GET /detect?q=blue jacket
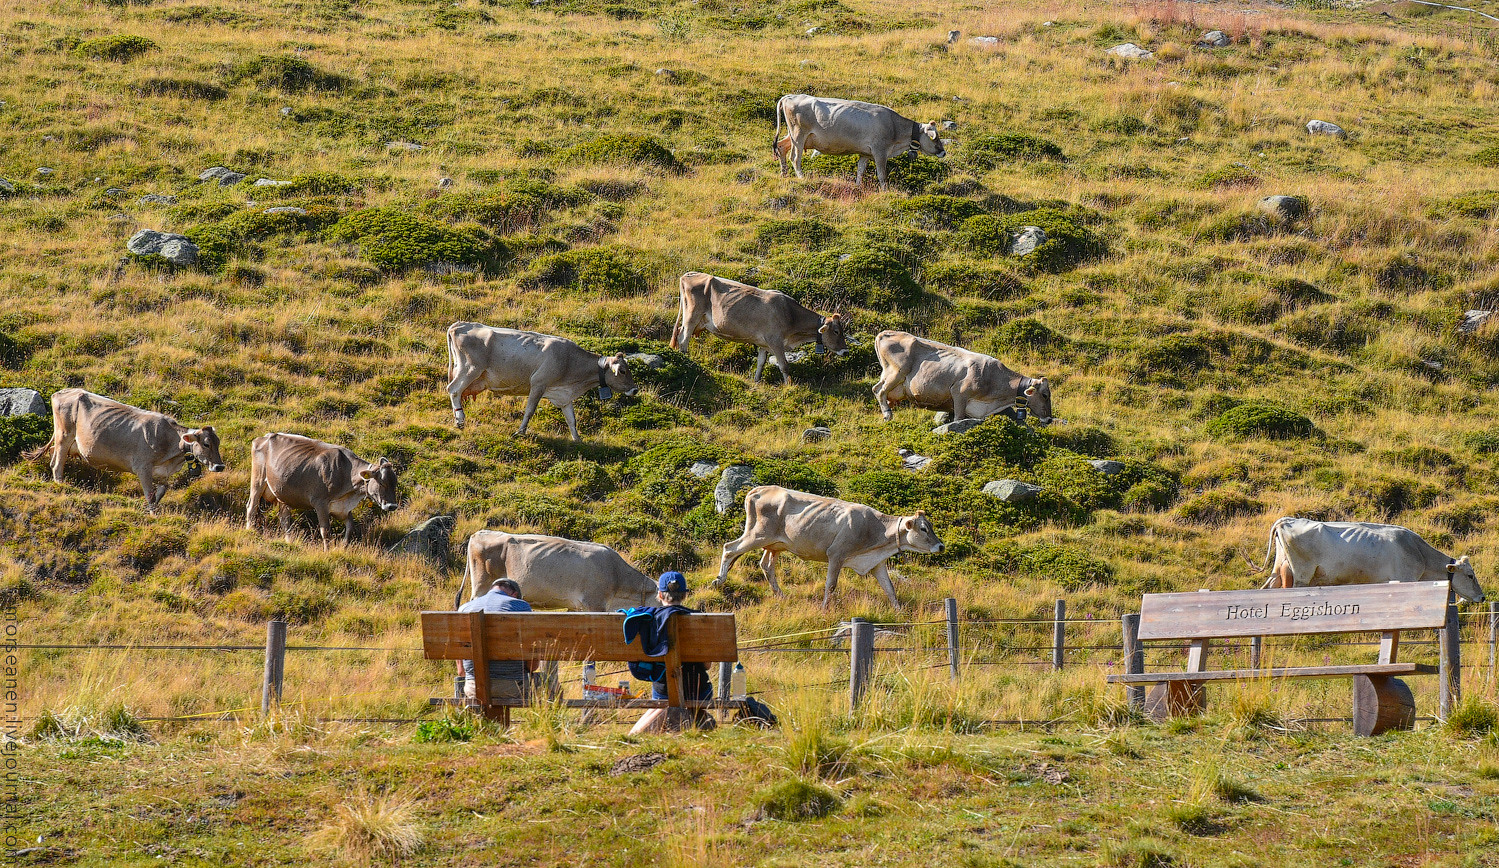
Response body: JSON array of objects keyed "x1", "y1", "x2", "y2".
[{"x1": 621, "y1": 605, "x2": 709, "y2": 693}]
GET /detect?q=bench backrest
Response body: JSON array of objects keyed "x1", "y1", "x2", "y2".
[
  {"x1": 1138, "y1": 581, "x2": 1451, "y2": 641},
  {"x1": 421, "y1": 611, "x2": 739, "y2": 663}
]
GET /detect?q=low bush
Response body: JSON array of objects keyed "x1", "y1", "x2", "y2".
[
  {"x1": 1176, "y1": 489, "x2": 1264, "y2": 525},
  {"x1": 1444, "y1": 694, "x2": 1499, "y2": 736},
  {"x1": 135, "y1": 77, "x2": 228, "y2": 100},
  {"x1": 755, "y1": 778, "x2": 842, "y2": 821},
  {"x1": 799, "y1": 152, "x2": 949, "y2": 193},
  {"x1": 752, "y1": 218, "x2": 840, "y2": 252},
  {"x1": 991, "y1": 541, "x2": 1115, "y2": 590},
  {"x1": 519, "y1": 246, "x2": 652, "y2": 297},
  {"x1": 996, "y1": 318, "x2": 1063, "y2": 351},
  {"x1": 1206, "y1": 402, "x2": 1314, "y2": 440},
  {"x1": 923, "y1": 260, "x2": 1027, "y2": 299},
  {"x1": 0, "y1": 414, "x2": 51, "y2": 464},
  {"x1": 1200, "y1": 212, "x2": 1280, "y2": 242},
  {"x1": 765, "y1": 246, "x2": 923, "y2": 311},
  {"x1": 1473, "y1": 146, "x2": 1499, "y2": 168},
  {"x1": 227, "y1": 55, "x2": 347, "y2": 92},
  {"x1": 75, "y1": 35, "x2": 158, "y2": 62},
  {"x1": 327, "y1": 208, "x2": 509, "y2": 273},
  {"x1": 1432, "y1": 190, "x2": 1499, "y2": 219},
  {"x1": 963, "y1": 133, "x2": 1065, "y2": 170},
  {"x1": 1197, "y1": 164, "x2": 1259, "y2": 189},
  {"x1": 894, "y1": 195, "x2": 985, "y2": 230},
  {"x1": 556, "y1": 135, "x2": 682, "y2": 172},
  {"x1": 958, "y1": 208, "x2": 1107, "y2": 273},
  {"x1": 413, "y1": 718, "x2": 474, "y2": 743}
]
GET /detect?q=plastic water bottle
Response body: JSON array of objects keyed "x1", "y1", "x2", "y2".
[
  {"x1": 582, "y1": 661, "x2": 596, "y2": 688},
  {"x1": 731, "y1": 662, "x2": 747, "y2": 700}
]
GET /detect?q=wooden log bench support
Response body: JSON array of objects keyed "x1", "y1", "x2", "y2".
[
  {"x1": 1107, "y1": 582, "x2": 1453, "y2": 736},
  {"x1": 421, "y1": 611, "x2": 744, "y2": 728}
]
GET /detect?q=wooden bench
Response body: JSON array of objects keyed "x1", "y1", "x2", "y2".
[
  {"x1": 1107, "y1": 581, "x2": 1453, "y2": 736},
  {"x1": 421, "y1": 610, "x2": 745, "y2": 727}
]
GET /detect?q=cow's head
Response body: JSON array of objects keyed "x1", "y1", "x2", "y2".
[
  {"x1": 916, "y1": 123, "x2": 945, "y2": 158},
  {"x1": 359, "y1": 457, "x2": 401, "y2": 512},
  {"x1": 818, "y1": 313, "x2": 850, "y2": 357},
  {"x1": 1022, "y1": 377, "x2": 1054, "y2": 426},
  {"x1": 181, "y1": 426, "x2": 226, "y2": 472},
  {"x1": 897, "y1": 509, "x2": 945, "y2": 555},
  {"x1": 1447, "y1": 556, "x2": 1486, "y2": 603},
  {"x1": 600, "y1": 352, "x2": 638, "y2": 398}
]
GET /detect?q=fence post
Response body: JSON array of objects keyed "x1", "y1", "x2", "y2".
[
  {"x1": 261, "y1": 620, "x2": 287, "y2": 716},
  {"x1": 849, "y1": 618, "x2": 873, "y2": 713},
  {"x1": 1121, "y1": 613, "x2": 1144, "y2": 713},
  {"x1": 945, "y1": 597, "x2": 960, "y2": 682},
  {"x1": 1439, "y1": 590, "x2": 1461, "y2": 719},
  {"x1": 1052, "y1": 599, "x2": 1066, "y2": 672},
  {"x1": 718, "y1": 661, "x2": 732, "y2": 703},
  {"x1": 1250, "y1": 635, "x2": 1262, "y2": 671}
]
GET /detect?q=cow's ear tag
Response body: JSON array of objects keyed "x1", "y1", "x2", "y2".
[
  {"x1": 598, "y1": 386, "x2": 613, "y2": 400},
  {"x1": 360, "y1": 469, "x2": 374, "y2": 480}
]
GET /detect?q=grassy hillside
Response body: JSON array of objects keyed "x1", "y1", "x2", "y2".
[{"x1": 9, "y1": 0, "x2": 1499, "y2": 863}]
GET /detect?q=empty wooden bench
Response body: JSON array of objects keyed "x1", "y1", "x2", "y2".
[
  {"x1": 1107, "y1": 581, "x2": 1454, "y2": 736},
  {"x1": 421, "y1": 610, "x2": 745, "y2": 727}
]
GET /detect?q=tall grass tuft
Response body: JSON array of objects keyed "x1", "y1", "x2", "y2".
[
  {"x1": 1445, "y1": 694, "x2": 1499, "y2": 737},
  {"x1": 518, "y1": 688, "x2": 575, "y2": 752},
  {"x1": 312, "y1": 789, "x2": 423, "y2": 866},
  {"x1": 781, "y1": 693, "x2": 853, "y2": 778}
]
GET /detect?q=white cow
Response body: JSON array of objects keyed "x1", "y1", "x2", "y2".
[
  {"x1": 1263, "y1": 517, "x2": 1485, "y2": 602},
  {"x1": 773, "y1": 94, "x2": 946, "y2": 191},
  {"x1": 459, "y1": 531, "x2": 658, "y2": 611},
  {"x1": 873, "y1": 330, "x2": 1054, "y2": 423}
]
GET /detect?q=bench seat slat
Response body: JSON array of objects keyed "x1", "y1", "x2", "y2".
[
  {"x1": 420, "y1": 611, "x2": 738, "y2": 663},
  {"x1": 1106, "y1": 662, "x2": 1438, "y2": 684},
  {"x1": 429, "y1": 697, "x2": 748, "y2": 710}
]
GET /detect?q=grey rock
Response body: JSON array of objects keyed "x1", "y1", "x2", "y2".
[
  {"x1": 127, "y1": 229, "x2": 188, "y2": 256},
  {"x1": 421, "y1": 261, "x2": 477, "y2": 276},
  {"x1": 802, "y1": 426, "x2": 831, "y2": 443},
  {"x1": 1306, "y1": 119, "x2": 1346, "y2": 138},
  {"x1": 715, "y1": 464, "x2": 755, "y2": 513},
  {"x1": 104, "y1": 187, "x2": 127, "y2": 197},
  {"x1": 969, "y1": 36, "x2": 999, "y2": 46},
  {"x1": 138, "y1": 194, "x2": 176, "y2": 205},
  {"x1": 1258, "y1": 195, "x2": 1308, "y2": 221},
  {"x1": 785, "y1": 350, "x2": 807, "y2": 363},
  {"x1": 941, "y1": 120, "x2": 958, "y2": 130},
  {"x1": 1106, "y1": 43, "x2": 1154, "y2": 59},
  {"x1": 655, "y1": 68, "x2": 674, "y2": 77},
  {"x1": 107, "y1": 213, "x2": 130, "y2": 222},
  {"x1": 947, "y1": 30, "x2": 961, "y2": 44},
  {"x1": 689, "y1": 460, "x2": 720, "y2": 479},
  {"x1": 36, "y1": 167, "x2": 54, "y2": 176},
  {"x1": 199, "y1": 166, "x2": 246, "y2": 186},
  {"x1": 626, "y1": 352, "x2": 666, "y2": 371},
  {"x1": 1089, "y1": 459, "x2": 1127, "y2": 476},
  {"x1": 0, "y1": 178, "x2": 13, "y2": 194},
  {"x1": 898, "y1": 448, "x2": 931, "y2": 471},
  {"x1": 1459, "y1": 310, "x2": 1494, "y2": 334},
  {"x1": 0, "y1": 388, "x2": 47, "y2": 417},
  {"x1": 1010, "y1": 225, "x2": 1047, "y2": 256},
  {"x1": 982, "y1": 479, "x2": 1043, "y2": 502},
  {"x1": 933, "y1": 411, "x2": 952, "y2": 426},
  {"x1": 262, "y1": 206, "x2": 306, "y2": 215},
  {"x1": 799, "y1": 59, "x2": 816, "y2": 68},
  {"x1": 280, "y1": 106, "x2": 293, "y2": 116},
  {"x1": 387, "y1": 141, "x2": 423, "y2": 152},
  {"x1": 388, "y1": 515, "x2": 454, "y2": 569},
  {"x1": 932, "y1": 418, "x2": 982, "y2": 435},
  {"x1": 1197, "y1": 30, "x2": 1231, "y2": 47},
  {"x1": 1042, "y1": 20, "x2": 1054, "y2": 26},
  {"x1": 805, "y1": 26, "x2": 820, "y2": 35},
  {"x1": 253, "y1": 178, "x2": 291, "y2": 187},
  {"x1": 438, "y1": 177, "x2": 454, "y2": 188},
  {"x1": 158, "y1": 238, "x2": 199, "y2": 266}
]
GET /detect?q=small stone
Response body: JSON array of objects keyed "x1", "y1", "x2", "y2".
[
  {"x1": 262, "y1": 206, "x2": 306, "y2": 215},
  {"x1": 799, "y1": 60, "x2": 816, "y2": 67},
  {"x1": 982, "y1": 479, "x2": 1043, "y2": 502},
  {"x1": 0, "y1": 178, "x2": 13, "y2": 194},
  {"x1": 280, "y1": 106, "x2": 293, "y2": 116},
  {"x1": 253, "y1": 178, "x2": 291, "y2": 187},
  {"x1": 1010, "y1": 226, "x2": 1047, "y2": 257},
  {"x1": 158, "y1": 238, "x2": 198, "y2": 266},
  {"x1": 969, "y1": 36, "x2": 999, "y2": 46},
  {"x1": 199, "y1": 166, "x2": 246, "y2": 186},
  {"x1": 387, "y1": 515, "x2": 455, "y2": 570},
  {"x1": 805, "y1": 26, "x2": 820, "y2": 34},
  {"x1": 933, "y1": 411, "x2": 952, "y2": 426},
  {"x1": 785, "y1": 350, "x2": 807, "y2": 363},
  {"x1": 387, "y1": 141, "x2": 423, "y2": 151},
  {"x1": 36, "y1": 167, "x2": 54, "y2": 176},
  {"x1": 138, "y1": 193, "x2": 176, "y2": 205},
  {"x1": 898, "y1": 448, "x2": 932, "y2": 471},
  {"x1": 1089, "y1": 459, "x2": 1127, "y2": 476},
  {"x1": 933, "y1": 418, "x2": 983, "y2": 435},
  {"x1": 941, "y1": 120, "x2": 957, "y2": 130},
  {"x1": 625, "y1": 352, "x2": 666, "y2": 371},
  {"x1": 1459, "y1": 310, "x2": 1494, "y2": 334},
  {"x1": 437, "y1": 177, "x2": 454, "y2": 188},
  {"x1": 609, "y1": 752, "x2": 667, "y2": 776},
  {"x1": 107, "y1": 213, "x2": 130, "y2": 222},
  {"x1": 1042, "y1": 20, "x2": 1054, "y2": 26},
  {"x1": 0, "y1": 388, "x2": 48, "y2": 417},
  {"x1": 654, "y1": 68, "x2": 674, "y2": 77},
  {"x1": 1306, "y1": 119, "x2": 1346, "y2": 138},
  {"x1": 689, "y1": 461, "x2": 720, "y2": 479},
  {"x1": 103, "y1": 187, "x2": 127, "y2": 197},
  {"x1": 715, "y1": 465, "x2": 755, "y2": 513},
  {"x1": 1258, "y1": 195, "x2": 1308, "y2": 221},
  {"x1": 1197, "y1": 30, "x2": 1231, "y2": 47},
  {"x1": 1106, "y1": 43, "x2": 1154, "y2": 59},
  {"x1": 802, "y1": 426, "x2": 831, "y2": 443},
  {"x1": 948, "y1": 30, "x2": 961, "y2": 44}
]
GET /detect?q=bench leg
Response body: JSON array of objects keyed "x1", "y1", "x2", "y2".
[
  {"x1": 1145, "y1": 682, "x2": 1205, "y2": 722},
  {"x1": 1352, "y1": 675, "x2": 1415, "y2": 736}
]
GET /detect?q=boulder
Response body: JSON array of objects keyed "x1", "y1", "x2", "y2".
[
  {"x1": 1107, "y1": 43, "x2": 1154, "y2": 59},
  {"x1": 199, "y1": 166, "x2": 246, "y2": 186},
  {"x1": 138, "y1": 193, "x2": 176, "y2": 205},
  {"x1": 0, "y1": 388, "x2": 47, "y2": 417},
  {"x1": 1010, "y1": 225, "x2": 1047, "y2": 256},
  {"x1": 802, "y1": 426, "x2": 831, "y2": 443},
  {"x1": 103, "y1": 187, "x2": 127, "y2": 198},
  {"x1": 387, "y1": 141, "x2": 423, "y2": 152},
  {"x1": 388, "y1": 515, "x2": 455, "y2": 570},
  {"x1": 626, "y1": 352, "x2": 666, "y2": 371},
  {"x1": 158, "y1": 238, "x2": 199, "y2": 266},
  {"x1": 969, "y1": 36, "x2": 999, "y2": 46},
  {"x1": 1197, "y1": 30, "x2": 1231, "y2": 47},
  {"x1": 1257, "y1": 195, "x2": 1308, "y2": 221},
  {"x1": 1089, "y1": 459, "x2": 1127, "y2": 476},
  {"x1": 982, "y1": 479, "x2": 1043, "y2": 502},
  {"x1": 0, "y1": 178, "x2": 13, "y2": 194},
  {"x1": 689, "y1": 460, "x2": 720, "y2": 479},
  {"x1": 262, "y1": 206, "x2": 306, "y2": 215},
  {"x1": 655, "y1": 68, "x2": 674, "y2": 77},
  {"x1": 1306, "y1": 119, "x2": 1346, "y2": 138},
  {"x1": 253, "y1": 178, "x2": 291, "y2": 187},
  {"x1": 932, "y1": 418, "x2": 982, "y2": 435},
  {"x1": 898, "y1": 448, "x2": 931, "y2": 471},
  {"x1": 438, "y1": 177, "x2": 454, "y2": 188},
  {"x1": 36, "y1": 167, "x2": 54, "y2": 176},
  {"x1": 1459, "y1": 310, "x2": 1494, "y2": 334},
  {"x1": 933, "y1": 411, "x2": 952, "y2": 426},
  {"x1": 715, "y1": 465, "x2": 755, "y2": 513},
  {"x1": 941, "y1": 120, "x2": 958, "y2": 131}
]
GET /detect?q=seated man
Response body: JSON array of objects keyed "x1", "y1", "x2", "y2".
[
  {"x1": 457, "y1": 578, "x2": 535, "y2": 703},
  {"x1": 628, "y1": 571, "x2": 715, "y2": 735}
]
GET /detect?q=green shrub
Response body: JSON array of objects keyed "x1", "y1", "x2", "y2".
[
  {"x1": 755, "y1": 778, "x2": 842, "y2": 821},
  {"x1": 1432, "y1": 190, "x2": 1499, "y2": 219},
  {"x1": 895, "y1": 195, "x2": 985, "y2": 230},
  {"x1": 958, "y1": 208, "x2": 1107, "y2": 273},
  {"x1": 414, "y1": 718, "x2": 475, "y2": 743},
  {"x1": 1200, "y1": 211, "x2": 1280, "y2": 242},
  {"x1": 991, "y1": 541, "x2": 1115, "y2": 590},
  {"x1": 928, "y1": 416, "x2": 1050, "y2": 478},
  {"x1": 75, "y1": 35, "x2": 158, "y2": 61},
  {"x1": 753, "y1": 218, "x2": 841, "y2": 252},
  {"x1": 327, "y1": 207, "x2": 509, "y2": 273},
  {"x1": 618, "y1": 398, "x2": 697, "y2": 430},
  {"x1": 1206, "y1": 402, "x2": 1314, "y2": 440},
  {"x1": 265, "y1": 172, "x2": 357, "y2": 198},
  {"x1": 1474, "y1": 146, "x2": 1499, "y2": 168},
  {"x1": 752, "y1": 458, "x2": 837, "y2": 498},
  {"x1": 963, "y1": 133, "x2": 1064, "y2": 169},
  {"x1": 556, "y1": 135, "x2": 682, "y2": 172},
  {"x1": 1176, "y1": 489, "x2": 1264, "y2": 525},
  {"x1": 800, "y1": 152, "x2": 949, "y2": 193},
  {"x1": 219, "y1": 205, "x2": 343, "y2": 239},
  {"x1": 0, "y1": 332, "x2": 32, "y2": 369},
  {"x1": 135, "y1": 77, "x2": 228, "y2": 100},
  {"x1": 923, "y1": 260, "x2": 1028, "y2": 300},
  {"x1": 1465, "y1": 431, "x2": 1499, "y2": 455},
  {"x1": 227, "y1": 55, "x2": 346, "y2": 92},
  {"x1": 1444, "y1": 695, "x2": 1499, "y2": 736},
  {"x1": 996, "y1": 318, "x2": 1062, "y2": 351},
  {"x1": 0, "y1": 414, "x2": 51, "y2": 464},
  {"x1": 520, "y1": 246, "x2": 652, "y2": 297},
  {"x1": 1197, "y1": 164, "x2": 1259, "y2": 189}
]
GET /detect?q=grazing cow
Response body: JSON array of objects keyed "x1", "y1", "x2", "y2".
[
  {"x1": 1263, "y1": 517, "x2": 1485, "y2": 602},
  {"x1": 446, "y1": 322, "x2": 637, "y2": 442},
  {"x1": 873, "y1": 330, "x2": 1054, "y2": 424},
  {"x1": 670, "y1": 271, "x2": 849, "y2": 385},
  {"x1": 245, "y1": 433, "x2": 400, "y2": 547},
  {"x1": 715, "y1": 485, "x2": 946, "y2": 609},
  {"x1": 773, "y1": 94, "x2": 946, "y2": 191},
  {"x1": 459, "y1": 531, "x2": 658, "y2": 611},
  {"x1": 37, "y1": 389, "x2": 226, "y2": 511}
]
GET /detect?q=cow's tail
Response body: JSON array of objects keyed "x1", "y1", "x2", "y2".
[
  {"x1": 1259, "y1": 518, "x2": 1290, "y2": 589},
  {"x1": 772, "y1": 95, "x2": 785, "y2": 159},
  {"x1": 445, "y1": 324, "x2": 460, "y2": 386},
  {"x1": 454, "y1": 538, "x2": 471, "y2": 609},
  {"x1": 669, "y1": 275, "x2": 688, "y2": 349},
  {"x1": 21, "y1": 439, "x2": 53, "y2": 464}
]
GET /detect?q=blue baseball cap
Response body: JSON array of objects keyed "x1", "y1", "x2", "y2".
[{"x1": 658, "y1": 571, "x2": 688, "y2": 594}]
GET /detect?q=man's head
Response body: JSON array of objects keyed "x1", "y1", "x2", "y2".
[
  {"x1": 657, "y1": 571, "x2": 688, "y2": 605},
  {"x1": 494, "y1": 579, "x2": 522, "y2": 599}
]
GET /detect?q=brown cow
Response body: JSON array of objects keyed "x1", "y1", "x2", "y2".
[
  {"x1": 38, "y1": 388, "x2": 226, "y2": 511},
  {"x1": 873, "y1": 330, "x2": 1054, "y2": 423},
  {"x1": 459, "y1": 531, "x2": 658, "y2": 611},
  {"x1": 245, "y1": 433, "x2": 400, "y2": 547},
  {"x1": 446, "y1": 322, "x2": 637, "y2": 442},
  {"x1": 773, "y1": 94, "x2": 946, "y2": 191},
  {"x1": 715, "y1": 485, "x2": 945, "y2": 609},
  {"x1": 670, "y1": 271, "x2": 848, "y2": 385}
]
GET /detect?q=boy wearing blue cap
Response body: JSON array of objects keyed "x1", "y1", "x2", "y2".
[{"x1": 628, "y1": 571, "x2": 715, "y2": 734}]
